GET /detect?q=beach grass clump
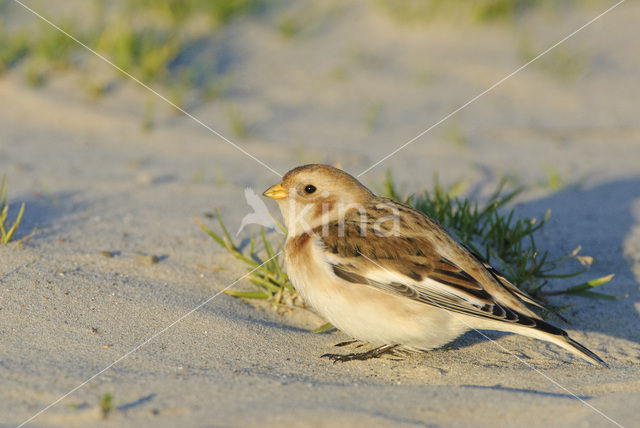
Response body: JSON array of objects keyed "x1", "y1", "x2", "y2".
[
  {"x1": 90, "y1": 0, "x2": 260, "y2": 87},
  {"x1": 195, "y1": 211, "x2": 301, "y2": 308},
  {"x1": 518, "y1": 35, "x2": 586, "y2": 82},
  {"x1": 0, "y1": 29, "x2": 30, "y2": 72},
  {"x1": 226, "y1": 108, "x2": 250, "y2": 139},
  {"x1": 277, "y1": 15, "x2": 302, "y2": 40},
  {"x1": 94, "y1": 23, "x2": 180, "y2": 84},
  {"x1": 31, "y1": 21, "x2": 76, "y2": 68},
  {"x1": 374, "y1": 0, "x2": 551, "y2": 24},
  {"x1": 378, "y1": 172, "x2": 614, "y2": 302},
  {"x1": 0, "y1": 0, "x2": 260, "y2": 102},
  {"x1": 198, "y1": 171, "x2": 615, "y2": 315},
  {"x1": 0, "y1": 174, "x2": 25, "y2": 245},
  {"x1": 99, "y1": 393, "x2": 113, "y2": 419},
  {"x1": 363, "y1": 101, "x2": 384, "y2": 131},
  {"x1": 126, "y1": 0, "x2": 260, "y2": 27},
  {"x1": 375, "y1": 0, "x2": 611, "y2": 26}
]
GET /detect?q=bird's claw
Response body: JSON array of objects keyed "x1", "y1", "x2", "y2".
[
  {"x1": 333, "y1": 339, "x2": 359, "y2": 347},
  {"x1": 321, "y1": 344, "x2": 399, "y2": 363},
  {"x1": 321, "y1": 353, "x2": 357, "y2": 363}
]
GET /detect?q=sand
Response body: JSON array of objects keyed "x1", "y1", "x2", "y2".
[{"x1": 1, "y1": 1, "x2": 639, "y2": 427}]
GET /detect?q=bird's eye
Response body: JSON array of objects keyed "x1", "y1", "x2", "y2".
[{"x1": 304, "y1": 184, "x2": 316, "y2": 194}]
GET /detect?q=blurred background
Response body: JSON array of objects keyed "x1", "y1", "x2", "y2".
[{"x1": 2, "y1": 0, "x2": 635, "y2": 188}]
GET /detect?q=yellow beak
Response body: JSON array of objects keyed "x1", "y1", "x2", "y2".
[{"x1": 263, "y1": 183, "x2": 288, "y2": 200}]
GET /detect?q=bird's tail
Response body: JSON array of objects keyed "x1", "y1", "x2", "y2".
[
  {"x1": 523, "y1": 319, "x2": 608, "y2": 367},
  {"x1": 562, "y1": 336, "x2": 608, "y2": 367}
]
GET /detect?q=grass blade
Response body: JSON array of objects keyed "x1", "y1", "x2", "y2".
[
  {"x1": 311, "y1": 322, "x2": 335, "y2": 333},
  {"x1": 568, "y1": 290, "x2": 620, "y2": 300},
  {"x1": 261, "y1": 226, "x2": 284, "y2": 279},
  {"x1": 565, "y1": 274, "x2": 615, "y2": 292},
  {"x1": 3, "y1": 202, "x2": 24, "y2": 243},
  {"x1": 0, "y1": 175, "x2": 24, "y2": 244},
  {"x1": 224, "y1": 290, "x2": 270, "y2": 299},
  {"x1": 215, "y1": 208, "x2": 238, "y2": 251},
  {"x1": 194, "y1": 214, "x2": 226, "y2": 248}
]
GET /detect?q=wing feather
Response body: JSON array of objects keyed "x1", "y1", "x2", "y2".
[{"x1": 317, "y1": 211, "x2": 550, "y2": 329}]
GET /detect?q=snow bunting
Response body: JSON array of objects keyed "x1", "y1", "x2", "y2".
[{"x1": 263, "y1": 164, "x2": 606, "y2": 366}]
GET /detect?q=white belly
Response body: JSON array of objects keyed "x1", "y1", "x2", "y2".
[{"x1": 285, "y1": 241, "x2": 470, "y2": 350}]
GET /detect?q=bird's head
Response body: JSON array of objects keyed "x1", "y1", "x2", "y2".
[{"x1": 263, "y1": 164, "x2": 373, "y2": 236}]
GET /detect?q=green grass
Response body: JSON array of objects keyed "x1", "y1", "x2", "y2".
[
  {"x1": 277, "y1": 15, "x2": 302, "y2": 40},
  {"x1": 31, "y1": 21, "x2": 76, "y2": 68},
  {"x1": 23, "y1": 57, "x2": 48, "y2": 88},
  {"x1": 378, "y1": 172, "x2": 614, "y2": 303},
  {"x1": 0, "y1": 0, "x2": 260, "y2": 102},
  {"x1": 226, "y1": 108, "x2": 250, "y2": 139},
  {"x1": 363, "y1": 101, "x2": 384, "y2": 131},
  {"x1": 443, "y1": 121, "x2": 468, "y2": 147},
  {"x1": 375, "y1": 1, "x2": 610, "y2": 27},
  {"x1": 541, "y1": 167, "x2": 567, "y2": 190},
  {"x1": 0, "y1": 30, "x2": 30, "y2": 72},
  {"x1": 194, "y1": 212, "x2": 300, "y2": 308},
  {"x1": 0, "y1": 174, "x2": 25, "y2": 244},
  {"x1": 99, "y1": 393, "x2": 113, "y2": 419},
  {"x1": 197, "y1": 172, "x2": 615, "y2": 322},
  {"x1": 518, "y1": 35, "x2": 587, "y2": 82},
  {"x1": 374, "y1": 0, "x2": 554, "y2": 24}
]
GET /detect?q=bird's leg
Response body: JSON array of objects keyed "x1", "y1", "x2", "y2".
[
  {"x1": 321, "y1": 344, "x2": 399, "y2": 363},
  {"x1": 333, "y1": 339, "x2": 360, "y2": 347}
]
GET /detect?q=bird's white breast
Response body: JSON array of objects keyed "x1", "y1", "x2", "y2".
[{"x1": 285, "y1": 235, "x2": 470, "y2": 350}]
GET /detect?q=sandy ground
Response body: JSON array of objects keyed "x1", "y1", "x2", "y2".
[{"x1": 1, "y1": 1, "x2": 640, "y2": 427}]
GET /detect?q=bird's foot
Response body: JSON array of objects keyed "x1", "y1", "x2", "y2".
[
  {"x1": 333, "y1": 339, "x2": 360, "y2": 347},
  {"x1": 321, "y1": 344, "x2": 399, "y2": 363}
]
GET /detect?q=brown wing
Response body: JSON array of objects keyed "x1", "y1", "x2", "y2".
[
  {"x1": 314, "y1": 203, "x2": 551, "y2": 328},
  {"x1": 461, "y1": 243, "x2": 566, "y2": 322}
]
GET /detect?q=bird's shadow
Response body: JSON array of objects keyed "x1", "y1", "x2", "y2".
[{"x1": 199, "y1": 295, "x2": 312, "y2": 335}]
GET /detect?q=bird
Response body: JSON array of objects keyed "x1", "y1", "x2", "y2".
[
  {"x1": 262, "y1": 164, "x2": 606, "y2": 366},
  {"x1": 236, "y1": 187, "x2": 283, "y2": 237}
]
